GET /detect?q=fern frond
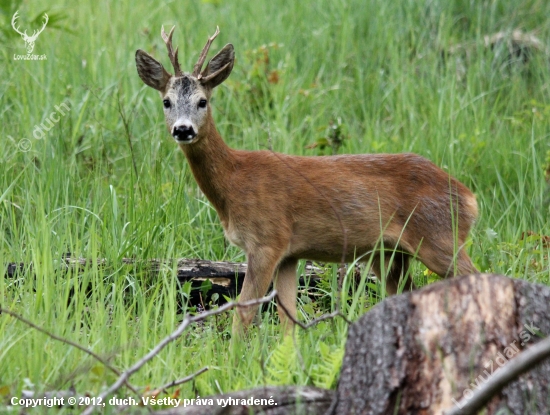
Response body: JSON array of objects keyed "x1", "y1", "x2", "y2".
[
  {"x1": 266, "y1": 335, "x2": 299, "y2": 385},
  {"x1": 310, "y1": 341, "x2": 344, "y2": 389}
]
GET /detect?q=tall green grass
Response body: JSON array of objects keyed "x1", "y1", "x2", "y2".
[{"x1": 1, "y1": 0, "x2": 549, "y2": 410}]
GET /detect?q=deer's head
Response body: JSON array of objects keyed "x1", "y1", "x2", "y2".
[
  {"x1": 135, "y1": 27, "x2": 234, "y2": 144},
  {"x1": 12, "y1": 11, "x2": 48, "y2": 54}
]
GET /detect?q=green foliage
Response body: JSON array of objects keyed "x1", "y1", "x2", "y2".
[
  {"x1": 310, "y1": 341, "x2": 344, "y2": 389},
  {"x1": 266, "y1": 335, "x2": 299, "y2": 385},
  {"x1": 482, "y1": 231, "x2": 550, "y2": 284},
  {"x1": 306, "y1": 117, "x2": 348, "y2": 155},
  {"x1": 230, "y1": 42, "x2": 284, "y2": 118}
]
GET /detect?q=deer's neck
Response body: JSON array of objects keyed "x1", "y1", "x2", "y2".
[{"x1": 180, "y1": 117, "x2": 235, "y2": 223}]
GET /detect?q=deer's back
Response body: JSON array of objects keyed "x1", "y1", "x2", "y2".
[{"x1": 224, "y1": 150, "x2": 477, "y2": 257}]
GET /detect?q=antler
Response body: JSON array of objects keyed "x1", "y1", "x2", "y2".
[
  {"x1": 161, "y1": 25, "x2": 182, "y2": 76},
  {"x1": 11, "y1": 11, "x2": 26, "y2": 37},
  {"x1": 193, "y1": 26, "x2": 220, "y2": 79}
]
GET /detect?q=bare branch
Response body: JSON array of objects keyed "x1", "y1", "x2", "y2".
[
  {"x1": 275, "y1": 297, "x2": 351, "y2": 331},
  {"x1": 193, "y1": 26, "x2": 220, "y2": 78},
  {"x1": 158, "y1": 367, "x2": 209, "y2": 393},
  {"x1": 445, "y1": 335, "x2": 550, "y2": 415},
  {"x1": 161, "y1": 25, "x2": 182, "y2": 76},
  {"x1": 0, "y1": 308, "x2": 139, "y2": 395},
  {"x1": 82, "y1": 291, "x2": 277, "y2": 415}
]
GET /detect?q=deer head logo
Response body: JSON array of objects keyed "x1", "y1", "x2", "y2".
[{"x1": 11, "y1": 11, "x2": 48, "y2": 54}]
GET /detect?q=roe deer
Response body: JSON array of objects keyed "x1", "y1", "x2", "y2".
[{"x1": 135, "y1": 27, "x2": 478, "y2": 334}]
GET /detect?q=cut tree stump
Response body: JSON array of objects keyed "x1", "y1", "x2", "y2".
[
  {"x1": 139, "y1": 274, "x2": 550, "y2": 415},
  {"x1": 335, "y1": 273, "x2": 550, "y2": 414}
]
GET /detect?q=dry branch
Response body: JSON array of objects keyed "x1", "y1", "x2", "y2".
[
  {"x1": 82, "y1": 291, "x2": 278, "y2": 415},
  {"x1": 5, "y1": 258, "x2": 351, "y2": 308},
  {"x1": 443, "y1": 29, "x2": 549, "y2": 80},
  {"x1": 158, "y1": 367, "x2": 210, "y2": 393},
  {"x1": 447, "y1": 29, "x2": 548, "y2": 58}
]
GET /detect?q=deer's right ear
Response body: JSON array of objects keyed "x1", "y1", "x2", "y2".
[{"x1": 135, "y1": 49, "x2": 172, "y2": 92}]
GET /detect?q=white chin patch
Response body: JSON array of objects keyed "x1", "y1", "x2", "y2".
[{"x1": 175, "y1": 136, "x2": 195, "y2": 144}]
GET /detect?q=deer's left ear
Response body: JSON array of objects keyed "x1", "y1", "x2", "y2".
[
  {"x1": 200, "y1": 44, "x2": 234, "y2": 89},
  {"x1": 135, "y1": 49, "x2": 172, "y2": 92}
]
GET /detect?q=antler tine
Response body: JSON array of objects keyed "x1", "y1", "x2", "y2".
[
  {"x1": 193, "y1": 26, "x2": 220, "y2": 79},
  {"x1": 161, "y1": 25, "x2": 182, "y2": 76}
]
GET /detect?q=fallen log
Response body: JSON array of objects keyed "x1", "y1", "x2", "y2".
[
  {"x1": 5, "y1": 258, "x2": 365, "y2": 307},
  {"x1": 446, "y1": 29, "x2": 548, "y2": 61},
  {"x1": 6, "y1": 257, "x2": 255, "y2": 307}
]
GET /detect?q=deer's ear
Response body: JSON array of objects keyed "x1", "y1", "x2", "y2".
[
  {"x1": 135, "y1": 49, "x2": 172, "y2": 92},
  {"x1": 200, "y1": 44, "x2": 234, "y2": 89}
]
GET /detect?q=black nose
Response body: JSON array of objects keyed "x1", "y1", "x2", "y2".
[{"x1": 173, "y1": 125, "x2": 197, "y2": 141}]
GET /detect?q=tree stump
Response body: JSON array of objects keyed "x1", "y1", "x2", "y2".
[{"x1": 335, "y1": 273, "x2": 550, "y2": 414}]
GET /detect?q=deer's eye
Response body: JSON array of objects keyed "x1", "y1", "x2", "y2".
[
  {"x1": 163, "y1": 99, "x2": 171, "y2": 109},
  {"x1": 198, "y1": 99, "x2": 207, "y2": 108}
]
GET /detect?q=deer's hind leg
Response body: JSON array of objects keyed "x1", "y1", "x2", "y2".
[
  {"x1": 417, "y1": 239, "x2": 478, "y2": 278},
  {"x1": 371, "y1": 248, "x2": 414, "y2": 295}
]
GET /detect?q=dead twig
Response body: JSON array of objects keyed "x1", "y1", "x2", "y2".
[
  {"x1": 82, "y1": 291, "x2": 278, "y2": 415},
  {"x1": 158, "y1": 367, "x2": 209, "y2": 393},
  {"x1": 275, "y1": 297, "x2": 352, "y2": 330}
]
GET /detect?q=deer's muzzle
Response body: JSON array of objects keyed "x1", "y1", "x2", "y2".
[{"x1": 172, "y1": 125, "x2": 197, "y2": 143}]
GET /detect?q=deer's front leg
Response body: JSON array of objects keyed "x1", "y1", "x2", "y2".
[
  {"x1": 232, "y1": 247, "x2": 282, "y2": 335},
  {"x1": 274, "y1": 258, "x2": 298, "y2": 335}
]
